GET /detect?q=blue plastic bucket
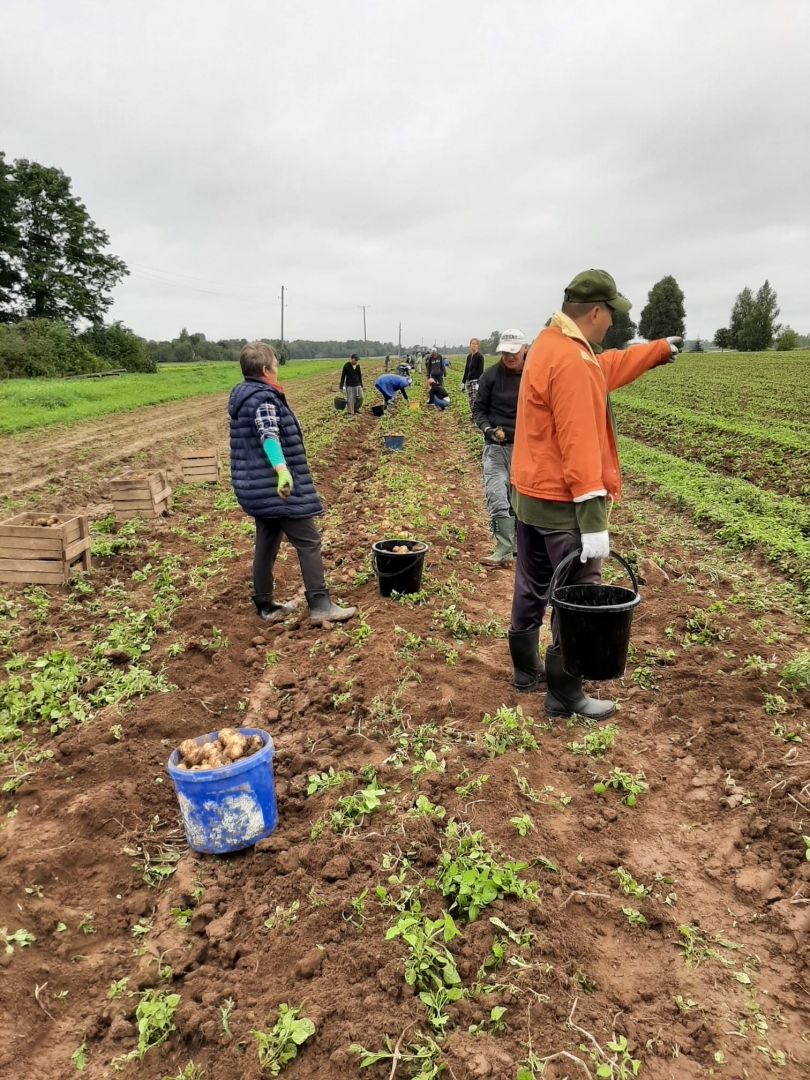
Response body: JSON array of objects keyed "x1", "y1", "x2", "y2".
[
  {"x1": 383, "y1": 434, "x2": 405, "y2": 451},
  {"x1": 166, "y1": 727, "x2": 277, "y2": 854}
]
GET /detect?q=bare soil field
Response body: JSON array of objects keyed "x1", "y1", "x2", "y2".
[{"x1": 1, "y1": 366, "x2": 809, "y2": 1080}]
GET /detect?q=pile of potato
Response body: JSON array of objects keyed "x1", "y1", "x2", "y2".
[
  {"x1": 176, "y1": 728, "x2": 263, "y2": 771},
  {"x1": 390, "y1": 541, "x2": 425, "y2": 554},
  {"x1": 34, "y1": 515, "x2": 61, "y2": 527}
]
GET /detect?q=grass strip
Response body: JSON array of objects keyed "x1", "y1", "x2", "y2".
[
  {"x1": 620, "y1": 436, "x2": 810, "y2": 589},
  {"x1": 0, "y1": 359, "x2": 346, "y2": 435}
]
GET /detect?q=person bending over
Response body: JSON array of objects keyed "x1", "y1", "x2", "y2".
[
  {"x1": 374, "y1": 372, "x2": 412, "y2": 409},
  {"x1": 427, "y1": 378, "x2": 450, "y2": 409}
]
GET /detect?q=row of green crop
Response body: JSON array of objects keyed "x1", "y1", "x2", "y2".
[
  {"x1": 619, "y1": 436, "x2": 810, "y2": 591},
  {"x1": 613, "y1": 397, "x2": 810, "y2": 498},
  {"x1": 613, "y1": 349, "x2": 810, "y2": 428}
]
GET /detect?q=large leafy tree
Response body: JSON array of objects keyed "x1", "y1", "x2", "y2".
[
  {"x1": 0, "y1": 152, "x2": 20, "y2": 320},
  {"x1": 602, "y1": 309, "x2": 637, "y2": 350},
  {"x1": 728, "y1": 281, "x2": 781, "y2": 351},
  {"x1": 0, "y1": 157, "x2": 128, "y2": 326},
  {"x1": 776, "y1": 327, "x2": 799, "y2": 351},
  {"x1": 728, "y1": 286, "x2": 754, "y2": 349},
  {"x1": 713, "y1": 328, "x2": 732, "y2": 351},
  {"x1": 738, "y1": 280, "x2": 780, "y2": 351},
  {"x1": 638, "y1": 276, "x2": 686, "y2": 341}
]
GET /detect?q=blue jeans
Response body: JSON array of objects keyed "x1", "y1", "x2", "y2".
[
  {"x1": 481, "y1": 443, "x2": 512, "y2": 519},
  {"x1": 431, "y1": 396, "x2": 449, "y2": 410}
]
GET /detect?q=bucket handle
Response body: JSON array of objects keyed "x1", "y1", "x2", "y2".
[
  {"x1": 549, "y1": 549, "x2": 639, "y2": 606},
  {"x1": 371, "y1": 550, "x2": 425, "y2": 578}
]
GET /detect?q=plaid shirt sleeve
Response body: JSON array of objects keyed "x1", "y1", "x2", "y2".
[{"x1": 254, "y1": 400, "x2": 280, "y2": 443}]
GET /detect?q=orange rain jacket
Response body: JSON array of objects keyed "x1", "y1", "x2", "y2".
[{"x1": 511, "y1": 312, "x2": 671, "y2": 504}]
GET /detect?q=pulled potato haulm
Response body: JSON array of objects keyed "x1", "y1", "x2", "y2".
[{"x1": 176, "y1": 729, "x2": 264, "y2": 771}]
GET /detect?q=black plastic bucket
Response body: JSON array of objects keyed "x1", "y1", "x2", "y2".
[
  {"x1": 371, "y1": 404, "x2": 386, "y2": 417},
  {"x1": 371, "y1": 539, "x2": 428, "y2": 597},
  {"x1": 550, "y1": 550, "x2": 640, "y2": 681},
  {"x1": 334, "y1": 396, "x2": 347, "y2": 411}
]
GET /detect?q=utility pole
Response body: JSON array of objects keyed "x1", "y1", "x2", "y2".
[
  {"x1": 358, "y1": 305, "x2": 369, "y2": 357},
  {"x1": 398, "y1": 321, "x2": 402, "y2": 359},
  {"x1": 280, "y1": 286, "x2": 285, "y2": 351}
]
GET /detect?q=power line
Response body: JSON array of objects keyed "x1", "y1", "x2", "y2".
[{"x1": 129, "y1": 261, "x2": 273, "y2": 293}]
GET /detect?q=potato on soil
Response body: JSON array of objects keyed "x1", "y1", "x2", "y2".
[{"x1": 176, "y1": 729, "x2": 263, "y2": 770}]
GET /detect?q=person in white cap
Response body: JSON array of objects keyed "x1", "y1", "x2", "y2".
[{"x1": 471, "y1": 328, "x2": 527, "y2": 566}]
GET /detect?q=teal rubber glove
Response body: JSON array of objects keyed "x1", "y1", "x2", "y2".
[{"x1": 275, "y1": 465, "x2": 293, "y2": 498}]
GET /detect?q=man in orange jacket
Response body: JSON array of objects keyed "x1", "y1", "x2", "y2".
[{"x1": 508, "y1": 269, "x2": 681, "y2": 717}]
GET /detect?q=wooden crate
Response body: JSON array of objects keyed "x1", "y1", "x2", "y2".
[
  {"x1": 110, "y1": 469, "x2": 171, "y2": 521},
  {"x1": 0, "y1": 512, "x2": 91, "y2": 585},
  {"x1": 179, "y1": 449, "x2": 220, "y2": 483}
]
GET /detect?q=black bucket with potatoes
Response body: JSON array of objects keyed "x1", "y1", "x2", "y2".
[{"x1": 371, "y1": 539, "x2": 428, "y2": 597}]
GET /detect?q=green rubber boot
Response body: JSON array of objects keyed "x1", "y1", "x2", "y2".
[{"x1": 481, "y1": 516, "x2": 515, "y2": 567}]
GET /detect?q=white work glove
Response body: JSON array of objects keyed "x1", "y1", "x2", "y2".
[
  {"x1": 580, "y1": 530, "x2": 610, "y2": 562},
  {"x1": 665, "y1": 336, "x2": 683, "y2": 362},
  {"x1": 461, "y1": 382, "x2": 466, "y2": 391}
]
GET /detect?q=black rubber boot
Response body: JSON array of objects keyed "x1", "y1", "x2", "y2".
[
  {"x1": 251, "y1": 593, "x2": 301, "y2": 623},
  {"x1": 305, "y1": 589, "x2": 357, "y2": 626},
  {"x1": 544, "y1": 647, "x2": 615, "y2": 719},
  {"x1": 508, "y1": 628, "x2": 546, "y2": 693}
]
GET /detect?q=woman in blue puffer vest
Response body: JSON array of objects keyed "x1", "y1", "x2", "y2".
[{"x1": 228, "y1": 342, "x2": 356, "y2": 625}]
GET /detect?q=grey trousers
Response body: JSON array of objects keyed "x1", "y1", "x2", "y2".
[
  {"x1": 482, "y1": 443, "x2": 513, "y2": 520},
  {"x1": 465, "y1": 380, "x2": 478, "y2": 415},
  {"x1": 253, "y1": 515, "x2": 326, "y2": 598},
  {"x1": 345, "y1": 385, "x2": 362, "y2": 413},
  {"x1": 510, "y1": 522, "x2": 601, "y2": 646}
]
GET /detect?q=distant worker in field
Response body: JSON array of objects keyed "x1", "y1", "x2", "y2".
[
  {"x1": 384, "y1": 353, "x2": 391, "y2": 372},
  {"x1": 415, "y1": 352, "x2": 424, "y2": 374},
  {"x1": 228, "y1": 342, "x2": 357, "y2": 626},
  {"x1": 374, "y1": 371, "x2": 412, "y2": 409},
  {"x1": 339, "y1": 353, "x2": 364, "y2": 414},
  {"x1": 508, "y1": 269, "x2": 681, "y2": 716},
  {"x1": 427, "y1": 377, "x2": 450, "y2": 410},
  {"x1": 426, "y1": 348, "x2": 445, "y2": 384},
  {"x1": 461, "y1": 337, "x2": 485, "y2": 417},
  {"x1": 473, "y1": 328, "x2": 527, "y2": 567}
]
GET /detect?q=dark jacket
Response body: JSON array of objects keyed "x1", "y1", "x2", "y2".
[
  {"x1": 228, "y1": 378, "x2": 323, "y2": 519},
  {"x1": 339, "y1": 361, "x2": 363, "y2": 389},
  {"x1": 472, "y1": 361, "x2": 522, "y2": 443},
  {"x1": 426, "y1": 354, "x2": 444, "y2": 382},
  {"x1": 428, "y1": 382, "x2": 449, "y2": 404},
  {"x1": 462, "y1": 351, "x2": 484, "y2": 383}
]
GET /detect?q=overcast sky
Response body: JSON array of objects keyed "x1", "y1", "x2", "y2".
[{"x1": 2, "y1": 0, "x2": 808, "y2": 346}]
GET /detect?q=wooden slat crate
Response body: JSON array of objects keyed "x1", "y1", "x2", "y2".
[
  {"x1": 0, "y1": 512, "x2": 91, "y2": 585},
  {"x1": 110, "y1": 469, "x2": 171, "y2": 521},
  {"x1": 179, "y1": 449, "x2": 220, "y2": 483}
]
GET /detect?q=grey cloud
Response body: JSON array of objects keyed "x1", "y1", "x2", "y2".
[{"x1": 1, "y1": 0, "x2": 808, "y2": 344}]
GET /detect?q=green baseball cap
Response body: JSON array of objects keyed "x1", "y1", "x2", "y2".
[{"x1": 564, "y1": 269, "x2": 632, "y2": 313}]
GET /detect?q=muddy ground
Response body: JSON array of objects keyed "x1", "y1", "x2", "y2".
[{"x1": 1, "y1": 366, "x2": 809, "y2": 1080}]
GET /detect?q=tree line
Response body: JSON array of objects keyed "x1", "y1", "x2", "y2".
[{"x1": 1, "y1": 150, "x2": 807, "y2": 379}]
